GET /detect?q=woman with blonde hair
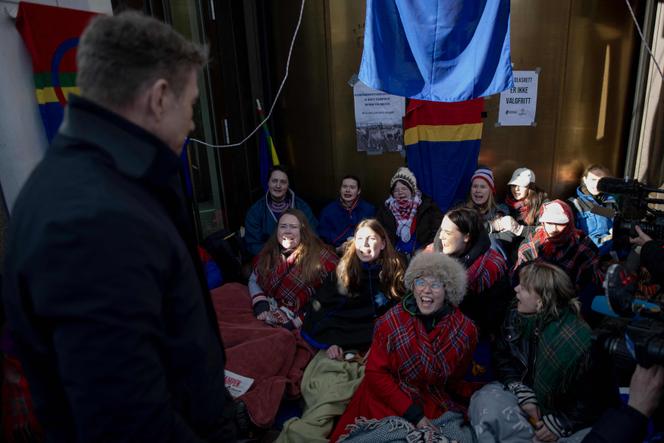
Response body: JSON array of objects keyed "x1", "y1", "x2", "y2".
[
  {"x1": 302, "y1": 218, "x2": 405, "y2": 356},
  {"x1": 465, "y1": 166, "x2": 508, "y2": 226},
  {"x1": 281, "y1": 220, "x2": 405, "y2": 441},
  {"x1": 469, "y1": 261, "x2": 608, "y2": 442}
]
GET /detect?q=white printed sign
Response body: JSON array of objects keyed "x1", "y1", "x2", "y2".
[
  {"x1": 353, "y1": 79, "x2": 405, "y2": 153},
  {"x1": 498, "y1": 70, "x2": 539, "y2": 126},
  {"x1": 224, "y1": 370, "x2": 254, "y2": 398}
]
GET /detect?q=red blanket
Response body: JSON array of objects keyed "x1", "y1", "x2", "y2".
[{"x1": 211, "y1": 284, "x2": 314, "y2": 428}]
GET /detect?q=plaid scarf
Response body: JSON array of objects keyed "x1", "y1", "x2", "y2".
[
  {"x1": 386, "y1": 192, "x2": 422, "y2": 242},
  {"x1": 459, "y1": 230, "x2": 508, "y2": 294},
  {"x1": 1, "y1": 356, "x2": 43, "y2": 443},
  {"x1": 265, "y1": 189, "x2": 296, "y2": 222},
  {"x1": 256, "y1": 248, "x2": 338, "y2": 320},
  {"x1": 505, "y1": 195, "x2": 530, "y2": 223},
  {"x1": 374, "y1": 295, "x2": 477, "y2": 413},
  {"x1": 466, "y1": 247, "x2": 508, "y2": 295},
  {"x1": 516, "y1": 205, "x2": 600, "y2": 288},
  {"x1": 514, "y1": 309, "x2": 591, "y2": 414}
]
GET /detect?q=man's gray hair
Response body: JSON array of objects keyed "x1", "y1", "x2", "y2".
[{"x1": 77, "y1": 11, "x2": 208, "y2": 108}]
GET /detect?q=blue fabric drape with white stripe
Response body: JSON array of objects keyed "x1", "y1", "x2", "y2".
[{"x1": 359, "y1": 0, "x2": 513, "y2": 102}]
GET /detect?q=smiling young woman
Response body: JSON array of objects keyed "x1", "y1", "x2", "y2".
[
  {"x1": 469, "y1": 261, "x2": 609, "y2": 442},
  {"x1": 250, "y1": 209, "x2": 338, "y2": 329},
  {"x1": 301, "y1": 219, "x2": 405, "y2": 356},
  {"x1": 376, "y1": 167, "x2": 442, "y2": 258}
]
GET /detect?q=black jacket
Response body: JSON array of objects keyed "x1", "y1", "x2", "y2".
[
  {"x1": 376, "y1": 195, "x2": 442, "y2": 251},
  {"x1": 581, "y1": 405, "x2": 649, "y2": 443},
  {"x1": 2, "y1": 96, "x2": 236, "y2": 442},
  {"x1": 302, "y1": 264, "x2": 393, "y2": 351},
  {"x1": 430, "y1": 228, "x2": 512, "y2": 337},
  {"x1": 641, "y1": 239, "x2": 664, "y2": 286}
]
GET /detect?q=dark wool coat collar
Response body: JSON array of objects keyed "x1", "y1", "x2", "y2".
[
  {"x1": 457, "y1": 228, "x2": 491, "y2": 268},
  {"x1": 57, "y1": 95, "x2": 180, "y2": 185}
]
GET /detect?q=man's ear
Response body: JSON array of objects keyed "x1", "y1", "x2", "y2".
[{"x1": 147, "y1": 79, "x2": 169, "y2": 120}]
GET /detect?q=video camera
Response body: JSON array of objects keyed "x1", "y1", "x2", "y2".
[
  {"x1": 597, "y1": 177, "x2": 664, "y2": 248},
  {"x1": 592, "y1": 276, "x2": 664, "y2": 367}
]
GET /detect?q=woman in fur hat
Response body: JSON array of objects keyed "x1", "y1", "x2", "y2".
[
  {"x1": 301, "y1": 219, "x2": 405, "y2": 356},
  {"x1": 329, "y1": 252, "x2": 478, "y2": 442},
  {"x1": 470, "y1": 261, "x2": 607, "y2": 442},
  {"x1": 376, "y1": 167, "x2": 443, "y2": 258}
]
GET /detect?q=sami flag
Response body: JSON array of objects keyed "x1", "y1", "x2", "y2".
[
  {"x1": 405, "y1": 98, "x2": 484, "y2": 213},
  {"x1": 359, "y1": 0, "x2": 513, "y2": 102},
  {"x1": 16, "y1": 2, "x2": 97, "y2": 142}
]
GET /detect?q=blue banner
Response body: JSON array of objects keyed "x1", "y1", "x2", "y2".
[{"x1": 359, "y1": 0, "x2": 513, "y2": 102}]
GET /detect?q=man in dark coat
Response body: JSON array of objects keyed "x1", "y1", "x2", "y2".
[{"x1": 2, "y1": 12, "x2": 237, "y2": 442}]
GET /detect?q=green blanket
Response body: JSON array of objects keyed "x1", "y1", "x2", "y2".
[{"x1": 277, "y1": 351, "x2": 365, "y2": 443}]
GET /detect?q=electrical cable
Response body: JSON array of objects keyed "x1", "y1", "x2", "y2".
[
  {"x1": 189, "y1": 0, "x2": 305, "y2": 149},
  {"x1": 625, "y1": 0, "x2": 664, "y2": 80}
]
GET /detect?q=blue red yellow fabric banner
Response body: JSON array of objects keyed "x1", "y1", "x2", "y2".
[
  {"x1": 16, "y1": 2, "x2": 97, "y2": 142},
  {"x1": 405, "y1": 98, "x2": 484, "y2": 212}
]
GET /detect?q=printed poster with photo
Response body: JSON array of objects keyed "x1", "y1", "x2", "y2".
[{"x1": 353, "y1": 78, "x2": 406, "y2": 154}]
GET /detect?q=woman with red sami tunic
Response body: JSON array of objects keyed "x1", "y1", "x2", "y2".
[
  {"x1": 212, "y1": 209, "x2": 337, "y2": 428},
  {"x1": 249, "y1": 208, "x2": 338, "y2": 329},
  {"x1": 329, "y1": 252, "x2": 478, "y2": 442}
]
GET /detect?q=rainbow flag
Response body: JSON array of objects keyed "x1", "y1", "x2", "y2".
[
  {"x1": 256, "y1": 100, "x2": 280, "y2": 191},
  {"x1": 405, "y1": 98, "x2": 484, "y2": 212},
  {"x1": 16, "y1": 2, "x2": 97, "y2": 142}
]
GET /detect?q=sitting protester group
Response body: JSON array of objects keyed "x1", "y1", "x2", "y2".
[
  {"x1": 202, "y1": 162, "x2": 644, "y2": 441},
  {"x1": 278, "y1": 219, "x2": 405, "y2": 441},
  {"x1": 4, "y1": 12, "x2": 659, "y2": 443},
  {"x1": 330, "y1": 252, "x2": 478, "y2": 442}
]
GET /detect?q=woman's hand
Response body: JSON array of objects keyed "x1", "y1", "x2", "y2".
[
  {"x1": 533, "y1": 421, "x2": 558, "y2": 442},
  {"x1": 416, "y1": 416, "x2": 434, "y2": 429},
  {"x1": 520, "y1": 402, "x2": 540, "y2": 426},
  {"x1": 257, "y1": 311, "x2": 277, "y2": 326},
  {"x1": 326, "y1": 345, "x2": 344, "y2": 360}
]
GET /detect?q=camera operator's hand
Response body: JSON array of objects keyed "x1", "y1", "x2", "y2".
[
  {"x1": 629, "y1": 225, "x2": 653, "y2": 247},
  {"x1": 628, "y1": 364, "x2": 664, "y2": 418}
]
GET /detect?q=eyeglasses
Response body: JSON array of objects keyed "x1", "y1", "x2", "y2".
[{"x1": 414, "y1": 278, "x2": 443, "y2": 291}]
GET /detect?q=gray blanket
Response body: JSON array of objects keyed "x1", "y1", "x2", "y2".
[{"x1": 338, "y1": 411, "x2": 476, "y2": 443}]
